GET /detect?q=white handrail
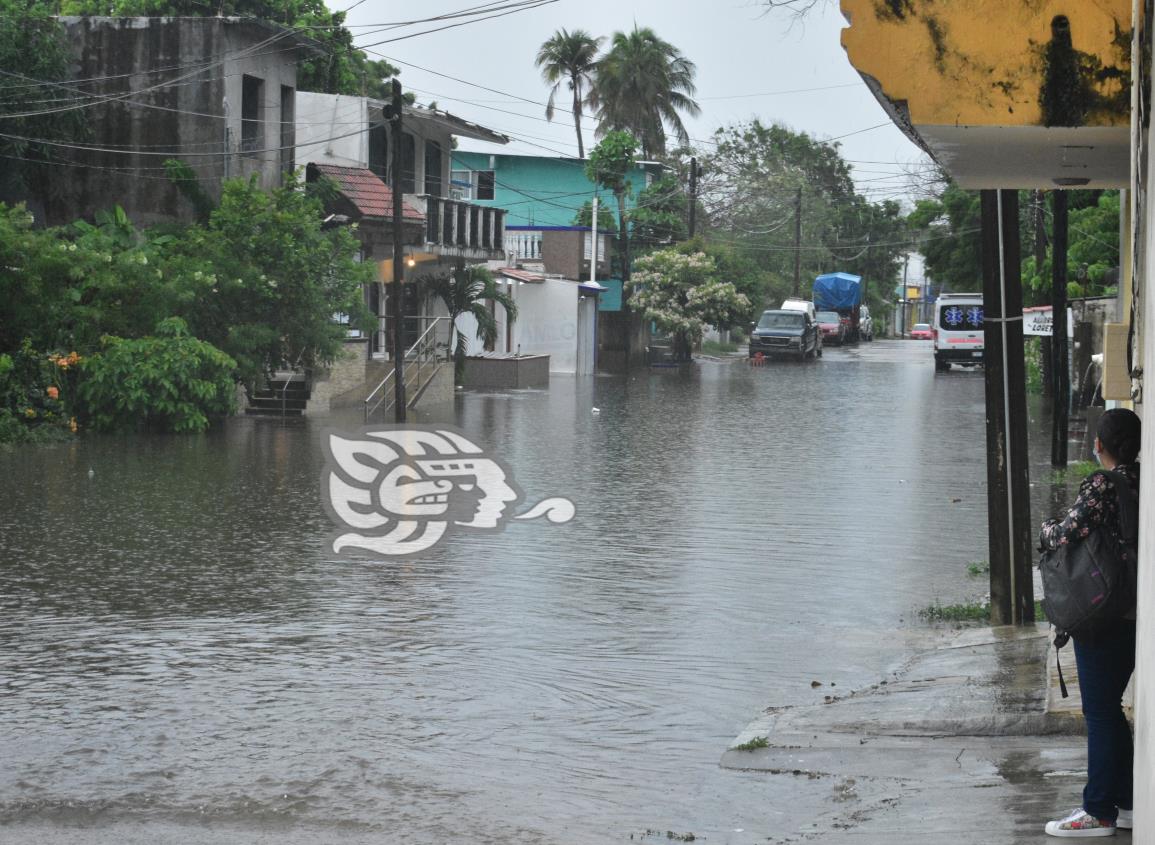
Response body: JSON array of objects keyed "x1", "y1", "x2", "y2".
[{"x1": 364, "y1": 317, "x2": 447, "y2": 418}]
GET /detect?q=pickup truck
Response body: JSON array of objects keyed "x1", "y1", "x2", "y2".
[{"x1": 749, "y1": 309, "x2": 822, "y2": 361}]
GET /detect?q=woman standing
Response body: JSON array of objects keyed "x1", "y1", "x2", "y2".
[{"x1": 1041, "y1": 408, "x2": 1141, "y2": 838}]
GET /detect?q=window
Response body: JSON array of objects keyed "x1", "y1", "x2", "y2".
[
  {"x1": 397, "y1": 133, "x2": 416, "y2": 194},
  {"x1": 241, "y1": 75, "x2": 264, "y2": 156},
  {"x1": 368, "y1": 123, "x2": 387, "y2": 179},
  {"x1": 476, "y1": 170, "x2": 495, "y2": 201},
  {"x1": 424, "y1": 141, "x2": 443, "y2": 196},
  {"x1": 939, "y1": 304, "x2": 984, "y2": 331},
  {"x1": 279, "y1": 85, "x2": 294, "y2": 177},
  {"x1": 450, "y1": 169, "x2": 473, "y2": 200}
]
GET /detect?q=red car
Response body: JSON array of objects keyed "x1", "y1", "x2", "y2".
[
  {"x1": 910, "y1": 323, "x2": 933, "y2": 340},
  {"x1": 816, "y1": 311, "x2": 846, "y2": 345}
]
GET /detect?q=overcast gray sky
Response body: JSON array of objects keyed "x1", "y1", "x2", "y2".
[{"x1": 344, "y1": 0, "x2": 931, "y2": 202}]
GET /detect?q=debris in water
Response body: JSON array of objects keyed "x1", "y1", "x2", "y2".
[{"x1": 810, "y1": 680, "x2": 822, "y2": 688}]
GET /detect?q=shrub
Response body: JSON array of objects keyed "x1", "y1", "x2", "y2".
[
  {"x1": 78, "y1": 317, "x2": 236, "y2": 433},
  {"x1": 0, "y1": 340, "x2": 75, "y2": 443}
]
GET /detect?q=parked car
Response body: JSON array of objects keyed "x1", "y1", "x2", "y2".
[
  {"x1": 910, "y1": 323, "x2": 933, "y2": 340},
  {"x1": 932, "y1": 293, "x2": 984, "y2": 371},
  {"x1": 816, "y1": 310, "x2": 846, "y2": 346},
  {"x1": 749, "y1": 309, "x2": 822, "y2": 361}
]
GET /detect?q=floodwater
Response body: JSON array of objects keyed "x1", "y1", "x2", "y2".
[{"x1": 0, "y1": 341, "x2": 1068, "y2": 844}]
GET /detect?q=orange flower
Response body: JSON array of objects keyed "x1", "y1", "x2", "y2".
[{"x1": 46, "y1": 386, "x2": 59, "y2": 400}]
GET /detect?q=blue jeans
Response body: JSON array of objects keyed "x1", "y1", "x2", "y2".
[{"x1": 1073, "y1": 621, "x2": 1136, "y2": 821}]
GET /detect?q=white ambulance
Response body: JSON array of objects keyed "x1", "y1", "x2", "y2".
[{"x1": 933, "y1": 293, "x2": 984, "y2": 371}]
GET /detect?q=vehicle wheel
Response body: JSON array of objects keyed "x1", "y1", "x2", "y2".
[{"x1": 934, "y1": 357, "x2": 950, "y2": 372}]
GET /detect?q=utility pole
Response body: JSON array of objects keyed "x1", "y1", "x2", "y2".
[
  {"x1": 1035, "y1": 189, "x2": 1053, "y2": 397},
  {"x1": 1052, "y1": 191, "x2": 1070, "y2": 467},
  {"x1": 688, "y1": 157, "x2": 700, "y2": 238},
  {"x1": 980, "y1": 189, "x2": 1034, "y2": 626},
  {"x1": 792, "y1": 187, "x2": 802, "y2": 297},
  {"x1": 387, "y1": 79, "x2": 407, "y2": 423},
  {"x1": 590, "y1": 195, "x2": 599, "y2": 280},
  {"x1": 901, "y1": 255, "x2": 909, "y2": 338}
]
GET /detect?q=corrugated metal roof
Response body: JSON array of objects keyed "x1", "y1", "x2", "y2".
[{"x1": 310, "y1": 163, "x2": 425, "y2": 221}]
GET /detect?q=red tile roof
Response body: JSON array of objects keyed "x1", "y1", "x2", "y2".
[{"x1": 310, "y1": 163, "x2": 425, "y2": 221}]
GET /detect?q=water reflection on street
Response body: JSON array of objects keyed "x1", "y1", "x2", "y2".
[{"x1": 0, "y1": 341, "x2": 1067, "y2": 843}]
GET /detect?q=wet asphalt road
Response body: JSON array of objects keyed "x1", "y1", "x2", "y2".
[{"x1": 0, "y1": 339, "x2": 1068, "y2": 843}]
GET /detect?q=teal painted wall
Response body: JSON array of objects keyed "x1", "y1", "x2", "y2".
[{"x1": 452, "y1": 152, "x2": 658, "y2": 228}]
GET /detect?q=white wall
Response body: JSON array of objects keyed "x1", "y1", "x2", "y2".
[{"x1": 295, "y1": 92, "x2": 368, "y2": 169}]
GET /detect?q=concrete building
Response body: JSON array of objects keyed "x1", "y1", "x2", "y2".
[
  {"x1": 838, "y1": 0, "x2": 1155, "y2": 836},
  {"x1": 451, "y1": 150, "x2": 665, "y2": 229},
  {"x1": 41, "y1": 17, "x2": 316, "y2": 226}
]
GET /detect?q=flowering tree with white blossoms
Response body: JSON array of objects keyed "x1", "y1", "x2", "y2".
[{"x1": 629, "y1": 249, "x2": 750, "y2": 361}]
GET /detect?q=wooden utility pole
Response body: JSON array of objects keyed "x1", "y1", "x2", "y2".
[
  {"x1": 1052, "y1": 191, "x2": 1070, "y2": 467},
  {"x1": 792, "y1": 187, "x2": 802, "y2": 297},
  {"x1": 980, "y1": 189, "x2": 1034, "y2": 626},
  {"x1": 688, "y1": 157, "x2": 699, "y2": 238},
  {"x1": 388, "y1": 79, "x2": 406, "y2": 423}
]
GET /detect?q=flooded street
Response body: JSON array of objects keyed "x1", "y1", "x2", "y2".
[{"x1": 0, "y1": 341, "x2": 1062, "y2": 843}]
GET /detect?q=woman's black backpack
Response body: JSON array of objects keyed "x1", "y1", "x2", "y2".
[{"x1": 1039, "y1": 468, "x2": 1139, "y2": 640}]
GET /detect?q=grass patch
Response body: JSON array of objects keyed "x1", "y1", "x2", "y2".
[
  {"x1": 918, "y1": 599, "x2": 1048, "y2": 624},
  {"x1": 701, "y1": 340, "x2": 740, "y2": 355},
  {"x1": 1052, "y1": 460, "x2": 1099, "y2": 483},
  {"x1": 966, "y1": 560, "x2": 990, "y2": 577},
  {"x1": 730, "y1": 736, "x2": 769, "y2": 751}
]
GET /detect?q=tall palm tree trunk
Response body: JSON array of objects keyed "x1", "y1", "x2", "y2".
[{"x1": 572, "y1": 80, "x2": 585, "y2": 158}]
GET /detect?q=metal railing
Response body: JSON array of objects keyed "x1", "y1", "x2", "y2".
[{"x1": 364, "y1": 317, "x2": 447, "y2": 420}]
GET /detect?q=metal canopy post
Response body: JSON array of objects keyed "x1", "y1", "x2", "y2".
[{"x1": 980, "y1": 189, "x2": 1035, "y2": 626}]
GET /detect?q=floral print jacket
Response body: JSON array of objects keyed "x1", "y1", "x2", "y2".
[{"x1": 1039, "y1": 463, "x2": 1140, "y2": 551}]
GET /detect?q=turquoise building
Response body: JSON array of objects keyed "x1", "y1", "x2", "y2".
[{"x1": 450, "y1": 151, "x2": 664, "y2": 228}]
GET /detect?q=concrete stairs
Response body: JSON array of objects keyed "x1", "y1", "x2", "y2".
[{"x1": 245, "y1": 373, "x2": 310, "y2": 417}]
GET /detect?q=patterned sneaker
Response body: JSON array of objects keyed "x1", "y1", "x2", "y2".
[
  {"x1": 1115, "y1": 809, "x2": 1132, "y2": 830},
  {"x1": 1045, "y1": 808, "x2": 1116, "y2": 837}
]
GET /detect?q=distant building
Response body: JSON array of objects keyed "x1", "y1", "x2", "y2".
[
  {"x1": 40, "y1": 17, "x2": 318, "y2": 226},
  {"x1": 450, "y1": 151, "x2": 665, "y2": 228}
]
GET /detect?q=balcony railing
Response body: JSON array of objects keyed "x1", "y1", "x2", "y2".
[
  {"x1": 414, "y1": 195, "x2": 505, "y2": 254},
  {"x1": 504, "y1": 229, "x2": 542, "y2": 261}
]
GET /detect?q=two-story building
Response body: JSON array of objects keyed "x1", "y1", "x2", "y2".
[{"x1": 40, "y1": 17, "x2": 316, "y2": 227}]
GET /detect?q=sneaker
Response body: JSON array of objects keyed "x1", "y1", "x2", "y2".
[
  {"x1": 1045, "y1": 808, "x2": 1116, "y2": 837},
  {"x1": 1115, "y1": 809, "x2": 1132, "y2": 830}
]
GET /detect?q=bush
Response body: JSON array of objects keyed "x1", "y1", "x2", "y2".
[
  {"x1": 78, "y1": 318, "x2": 236, "y2": 433},
  {"x1": 0, "y1": 340, "x2": 76, "y2": 443}
]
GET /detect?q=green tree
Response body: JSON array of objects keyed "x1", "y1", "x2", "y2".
[
  {"x1": 586, "y1": 131, "x2": 639, "y2": 281},
  {"x1": 78, "y1": 317, "x2": 236, "y2": 433},
  {"x1": 572, "y1": 196, "x2": 618, "y2": 231},
  {"x1": 907, "y1": 184, "x2": 982, "y2": 294},
  {"x1": 179, "y1": 173, "x2": 374, "y2": 390},
  {"x1": 0, "y1": 2, "x2": 87, "y2": 200},
  {"x1": 420, "y1": 265, "x2": 518, "y2": 386},
  {"x1": 590, "y1": 26, "x2": 700, "y2": 158},
  {"x1": 629, "y1": 248, "x2": 750, "y2": 361},
  {"x1": 535, "y1": 28, "x2": 602, "y2": 159},
  {"x1": 630, "y1": 173, "x2": 688, "y2": 250}
]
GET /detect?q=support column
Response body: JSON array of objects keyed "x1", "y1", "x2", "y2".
[
  {"x1": 1052, "y1": 191, "x2": 1070, "y2": 467},
  {"x1": 980, "y1": 189, "x2": 1035, "y2": 626}
]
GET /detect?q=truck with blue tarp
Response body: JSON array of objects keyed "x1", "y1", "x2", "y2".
[{"x1": 813, "y1": 272, "x2": 864, "y2": 343}]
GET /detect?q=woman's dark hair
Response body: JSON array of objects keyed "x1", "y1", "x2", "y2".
[{"x1": 1097, "y1": 408, "x2": 1142, "y2": 464}]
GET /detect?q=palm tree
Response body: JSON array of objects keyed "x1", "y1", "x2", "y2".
[
  {"x1": 590, "y1": 26, "x2": 701, "y2": 159},
  {"x1": 420, "y1": 265, "x2": 517, "y2": 386},
  {"x1": 535, "y1": 28, "x2": 603, "y2": 158}
]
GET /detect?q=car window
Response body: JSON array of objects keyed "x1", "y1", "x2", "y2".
[
  {"x1": 817, "y1": 312, "x2": 840, "y2": 323},
  {"x1": 913, "y1": 324, "x2": 930, "y2": 331},
  {"x1": 938, "y1": 304, "x2": 983, "y2": 331},
  {"x1": 757, "y1": 312, "x2": 804, "y2": 329}
]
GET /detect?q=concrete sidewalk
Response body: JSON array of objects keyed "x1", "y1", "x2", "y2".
[{"x1": 721, "y1": 625, "x2": 1120, "y2": 844}]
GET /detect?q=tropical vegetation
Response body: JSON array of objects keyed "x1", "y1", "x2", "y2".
[
  {"x1": 535, "y1": 28, "x2": 602, "y2": 158},
  {"x1": 420, "y1": 265, "x2": 518, "y2": 386}
]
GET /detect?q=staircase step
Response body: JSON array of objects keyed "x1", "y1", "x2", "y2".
[
  {"x1": 248, "y1": 396, "x2": 308, "y2": 411},
  {"x1": 245, "y1": 407, "x2": 303, "y2": 417}
]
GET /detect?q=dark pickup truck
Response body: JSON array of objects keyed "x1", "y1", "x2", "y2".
[{"x1": 748, "y1": 309, "x2": 822, "y2": 361}]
